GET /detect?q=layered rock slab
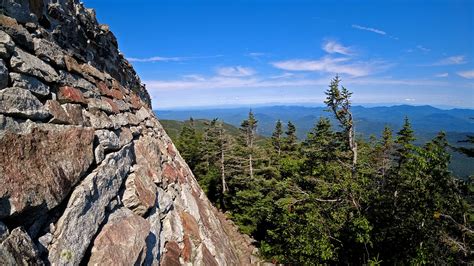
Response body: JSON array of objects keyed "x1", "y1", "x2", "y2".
[
  {"x1": 89, "y1": 208, "x2": 150, "y2": 265},
  {"x1": 0, "y1": 119, "x2": 94, "y2": 218},
  {"x1": 47, "y1": 144, "x2": 134, "y2": 265}
]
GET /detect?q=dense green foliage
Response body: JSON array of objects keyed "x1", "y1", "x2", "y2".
[{"x1": 170, "y1": 77, "x2": 473, "y2": 264}]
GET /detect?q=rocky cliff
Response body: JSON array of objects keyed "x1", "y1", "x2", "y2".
[{"x1": 0, "y1": 1, "x2": 254, "y2": 265}]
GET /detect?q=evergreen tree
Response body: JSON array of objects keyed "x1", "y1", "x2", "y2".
[
  {"x1": 176, "y1": 117, "x2": 202, "y2": 171},
  {"x1": 165, "y1": 76, "x2": 473, "y2": 264},
  {"x1": 395, "y1": 116, "x2": 416, "y2": 167},
  {"x1": 239, "y1": 110, "x2": 258, "y2": 178},
  {"x1": 284, "y1": 121, "x2": 297, "y2": 153},
  {"x1": 324, "y1": 75, "x2": 358, "y2": 178},
  {"x1": 302, "y1": 117, "x2": 336, "y2": 175},
  {"x1": 215, "y1": 120, "x2": 232, "y2": 209},
  {"x1": 271, "y1": 120, "x2": 283, "y2": 157},
  {"x1": 376, "y1": 126, "x2": 394, "y2": 180}
]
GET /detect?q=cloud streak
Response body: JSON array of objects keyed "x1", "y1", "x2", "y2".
[
  {"x1": 322, "y1": 40, "x2": 353, "y2": 55},
  {"x1": 457, "y1": 70, "x2": 474, "y2": 79},
  {"x1": 432, "y1": 55, "x2": 466, "y2": 66},
  {"x1": 352, "y1": 24, "x2": 386, "y2": 35},
  {"x1": 435, "y1": 73, "x2": 449, "y2": 78},
  {"x1": 416, "y1": 45, "x2": 431, "y2": 52},
  {"x1": 127, "y1": 55, "x2": 223, "y2": 62},
  {"x1": 271, "y1": 56, "x2": 389, "y2": 77},
  {"x1": 144, "y1": 75, "x2": 449, "y2": 92},
  {"x1": 216, "y1": 66, "x2": 256, "y2": 77},
  {"x1": 246, "y1": 52, "x2": 266, "y2": 57},
  {"x1": 145, "y1": 76, "x2": 331, "y2": 91}
]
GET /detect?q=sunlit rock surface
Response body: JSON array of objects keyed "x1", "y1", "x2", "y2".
[{"x1": 0, "y1": 0, "x2": 255, "y2": 264}]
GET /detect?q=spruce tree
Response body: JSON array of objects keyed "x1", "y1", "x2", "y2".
[
  {"x1": 239, "y1": 110, "x2": 258, "y2": 178},
  {"x1": 177, "y1": 117, "x2": 202, "y2": 171},
  {"x1": 302, "y1": 117, "x2": 335, "y2": 175},
  {"x1": 395, "y1": 116, "x2": 416, "y2": 167},
  {"x1": 271, "y1": 120, "x2": 283, "y2": 157},
  {"x1": 284, "y1": 121, "x2": 297, "y2": 153},
  {"x1": 324, "y1": 75, "x2": 358, "y2": 178}
]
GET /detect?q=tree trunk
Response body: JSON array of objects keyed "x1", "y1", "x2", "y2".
[
  {"x1": 249, "y1": 153, "x2": 253, "y2": 178},
  {"x1": 248, "y1": 128, "x2": 254, "y2": 179},
  {"x1": 221, "y1": 143, "x2": 227, "y2": 193},
  {"x1": 348, "y1": 112, "x2": 358, "y2": 178}
]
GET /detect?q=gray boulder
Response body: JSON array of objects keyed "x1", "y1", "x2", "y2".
[
  {"x1": 47, "y1": 144, "x2": 134, "y2": 265},
  {"x1": 10, "y1": 47, "x2": 58, "y2": 83},
  {"x1": 0, "y1": 87, "x2": 50, "y2": 119},
  {"x1": 9, "y1": 72, "x2": 50, "y2": 96},
  {"x1": 0, "y1": 59, "x2": 7, "y2": 89}
]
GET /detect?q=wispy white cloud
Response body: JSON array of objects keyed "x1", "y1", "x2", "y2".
[
  {"x1": 404, "y1": 98, "x2": 416, "y2": 102},
  {"x1": 352, "y1": 24, "x2": 398, "y2": 40},
  {"x1": 322, "y1": 40, "x2": 353, "y2": 55},
  {"x1": 127, "y1": 54, "x2": 223, "y2": 62},
  {"x1": 416, "y1": 45, "x2": 431, "y2": 52},
  {"x1": 435, "y1": 73, "x2": 449, "y2": 78},
  {"x1": 352, "y1": 24, "x2": 386, "y2": 35},
  {"x1": 431, "y1": 55, "x2": 466, "y2": 66},
  {"x1": 272, "y1": 57, "x2": 348, "y2": 71},
  {"x1": 271, "y1": 56, "x2": 389, "y2": 77},
  {"x1": 144, "y1": 74, "x2": 449, "y2": 92},
  {"x1": 270, "y1": 72, "x2": 295, "y2": 79},
  {"x1": 457, "y1": 70, "x2": 474, "y2": 79},
  {"x1": 216, "y1": 66, "x2": 256, "y2": 77},
  {"x1": 345, "y1": 77, "x2": 450, "y2": 87},
  {"x1": 246, "y1": 52, "x2": 266, "y2": 57},
  {"x1": 128, "y1": 56, "x2": 185, "y2": 62},
  {"x1": 145, "y1": 76, "x2": 328, "y2": 91},
  {"x1": 182, "y1": 74, "x2": 206, "y2": 81}
]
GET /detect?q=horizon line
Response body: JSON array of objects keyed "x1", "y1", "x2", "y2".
[{"x1": 153, "y1": 102, "x2": 474, "y2": 111}]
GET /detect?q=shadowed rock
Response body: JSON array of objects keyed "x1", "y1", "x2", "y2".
[
  {"x1": 0, "y1": 87, "x2": 50, "y2": 119},
  {"x1": 9, "y1": 72, "x2": 50, "y2": 96},
  {"x1": 0, "y1": 227, "x2": 43, "y2": 265}
]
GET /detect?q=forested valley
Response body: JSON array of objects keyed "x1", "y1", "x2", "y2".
[{"x1": 168, "y1": 77, "x2": 473, "y2": 264}]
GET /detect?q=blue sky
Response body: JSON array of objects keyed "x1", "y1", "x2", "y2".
[{"x1": 83, "y1": 0, "x2": 473, "y2": 109}]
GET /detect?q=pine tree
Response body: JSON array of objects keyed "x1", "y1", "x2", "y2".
[
  {"x1": 271, "y1": 120, "x2": 283, "y2": 157},
  {"x1": 378, "y1": 126, "x2": 394, "y2": 179},
  {"x1": 302, "y1": 117, "x2": 336, "y2": 175},
  {"x1": 239, "y1": 110, "x2": 258, "y2": 178},
  {"x1": 216, "y1": 120, "x2": 232, "y2": 208},
  {"x1": 284, "y1": 121, "x2": 297, "y2": 153},
  {"x1": 177, "y1": 117, "x2": 202, "y2": 171},
  {"x1": 395, "y1": 116, "x2": 415, "y2": 167},
  {"x1": 324, "y1": 75, "x2": 358, "y2": 178}
]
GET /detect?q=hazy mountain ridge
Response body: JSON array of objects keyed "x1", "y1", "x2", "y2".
[
  {"x1": 156, "y1": 105, "x2": 474, "y2": 178},
  {"x1": 156, "y1": 105, "x2": 474, "y2": 139}
]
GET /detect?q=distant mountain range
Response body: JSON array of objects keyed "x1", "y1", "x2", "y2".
[
  {"x1": 155, "y1": 105, "x2": 474, "y2": 178},
  {"x1": 156, "y1": 105, "x2": 474, "y2": 139}
]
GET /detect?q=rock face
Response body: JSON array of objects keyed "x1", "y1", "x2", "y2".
[{"x1": 0, "y1": 1, "x2": 254, "y2": 265}]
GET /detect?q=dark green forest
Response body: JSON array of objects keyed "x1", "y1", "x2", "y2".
[{"x1": 165, "y1": 77, "x2": 474, "y2": 264}]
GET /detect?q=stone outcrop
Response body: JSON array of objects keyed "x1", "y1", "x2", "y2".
[{"x1": 0, "y1": 1, "x2": 255, "y2": 265}]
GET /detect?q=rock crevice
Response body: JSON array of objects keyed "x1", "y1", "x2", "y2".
[{"x1": 0, "y1": 0, "x2": 254, "y2": 265}]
